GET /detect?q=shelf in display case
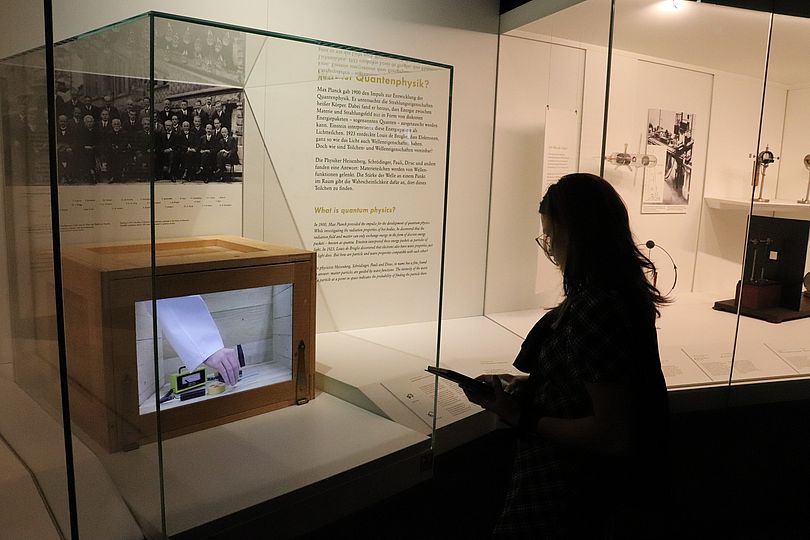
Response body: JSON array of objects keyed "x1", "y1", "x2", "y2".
[
  {"x1": 486, "y1": 292, "x2": 810, "y2": 391},
  {"x1": 704, "y1": 196, "x2": 810, "y2": 218}
]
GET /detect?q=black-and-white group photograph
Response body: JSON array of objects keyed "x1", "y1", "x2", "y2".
[
  {"x1": 52, "y1": 73, "x2": 244, "y2": 185},
  {"x1": 152, "y1": 83, "x2": 244, "y2": 184},
  {"x1": 646, "y1": 108, "x2": 695, "y2": 206}
]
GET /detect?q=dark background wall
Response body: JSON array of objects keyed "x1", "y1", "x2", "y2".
[{"x1": 499, "y1": 0, "x2": 810, "y2": 18}]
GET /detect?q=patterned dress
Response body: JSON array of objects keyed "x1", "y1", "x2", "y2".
[{"x1": 493, "y1": 288, "x2": 669, "y2": 538}]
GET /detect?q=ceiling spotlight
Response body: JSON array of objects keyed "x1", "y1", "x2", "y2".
[
  {"x1": 659, "y1": 0, "x2": 684, "y2": 10},
  {"x1": 657, "y1": 0, "x2": 686, "y2": 12}
]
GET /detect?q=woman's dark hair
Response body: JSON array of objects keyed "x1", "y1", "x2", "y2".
[{"x1": 539, "y1": 173, "x2": 669, "y2": 317}]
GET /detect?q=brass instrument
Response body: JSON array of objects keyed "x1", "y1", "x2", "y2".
[
  {"x1": 798, "y1": 154, "x2": 810, "y2": 204},
  {"x1": 750, "y1": 145, "x2": 776, "y2": 203}
]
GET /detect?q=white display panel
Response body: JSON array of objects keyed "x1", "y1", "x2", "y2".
[
  {"x1": 486, "y1": 36, "x2": 587, "y2": 313},
  {"x1": 244, "y1": 43, "x2": 451, "y2": 332}
]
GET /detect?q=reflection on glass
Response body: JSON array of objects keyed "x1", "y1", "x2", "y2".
[
  {"x1": 54, "y1": 15, "x2": 151, "y2": 80},
  {"x1": 52, "y1": 13, "x2": 162, "y2": 539},
  {"x1": 0, "y1": 46, "x2": 72, "y2": 536},
  {"x1": 154, "y1": 18, "x2": 246, "y2": 87},
  {"x1": 1, "y1": 51, "x2": 50, "y2": 187}
]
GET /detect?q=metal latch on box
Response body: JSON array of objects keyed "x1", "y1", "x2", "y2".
[{"x1": 295, "y1": 340, "x2": 309, "y2": 405}]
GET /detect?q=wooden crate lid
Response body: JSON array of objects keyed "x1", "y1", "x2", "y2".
[{"x1": 61, "y1": 236, "x2": 314, "y2": 276}]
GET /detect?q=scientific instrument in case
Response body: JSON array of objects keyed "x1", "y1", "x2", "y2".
[
  {"x1": 736, "y1": 236, "x2": 781, "y2": 309},
  {"x1": 798, "y1": 154, "x2": 810, "y2": 205},
  {"x1": 604, "y1": 143, "x2": 658, "y2": 171},
  {"x1": 169, "y1": 366, "x2": 207, "y2": 394},
  {"x1": 161, "y1": 345, "x2": 248, "y2": 404},
  {"x1": 639, "y1": 240, "x2": 678, "y2": 295},
  {"x1": 750, "y1": 145, "x2": 778, "y2": 203},
  {"x1": 714, "y1": 216, "x2": 810, "y2": 323}
]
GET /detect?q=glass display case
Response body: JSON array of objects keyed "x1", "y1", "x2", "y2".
[
  {"x1": 489, "y1": 0, "x2": 810, "y2": 405},
  {"x1": 0, "y1": 11, "x2": 452, "y2": 538}
]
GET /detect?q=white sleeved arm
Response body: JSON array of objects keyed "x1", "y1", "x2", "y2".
[{"x1": 156, "y1": 295, "x2": 224, "y2": 371}]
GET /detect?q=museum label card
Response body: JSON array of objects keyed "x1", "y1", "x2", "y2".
[
  {"x1": 541, "y1": 107, "x2": 580, "y2": 197},
  {"x1": 381, "y1": 371, "x2": 480, "y2": 429},
  {"x1": 682, "y1": 343, "x2": 792, "y2": 382},
  {"x1": 764, "y1": 343, "x2": 810, "y2": 374},
  {"x1": 658, "y1": 345, "x2": 712, "y2": 387},
  {"x1": 56, "y1": 184, "x2": 242, "y2": 244},
  {"x1": 681, "y1": 344, "x2": 738, "y2": 381}
]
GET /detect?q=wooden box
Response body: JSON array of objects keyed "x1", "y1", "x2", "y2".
[
  {"x1": 58, "y1": 235, "x2": 315, "y2": 452},
  {"x1": 736, "y1": 280, "x2": 782, "y2": 310}
]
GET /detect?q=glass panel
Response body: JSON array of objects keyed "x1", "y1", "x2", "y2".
[
  {"x1": 147, "y1": 14, "x2": 452, "y2": 536},
  {"x1": 485, "y1": 1, "x2": 612, "y2": 346},
  {"x1": 51, "y1": 14, "x2": 164, "y2": 539},
  {"x1": 605, "y1": 0, "x2": 772, "y2": 391},
  {"x1": 153, "y1": 17, "x2": 247, "y2": 89},
  {"x1": 0, "y1": 44, "x2": 75, "y2": 538},
  {"x1": 731, "y1": 12, "x2": 810, "y2": 388}
]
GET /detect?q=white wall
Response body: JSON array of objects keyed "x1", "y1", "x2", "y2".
[
  {"x1": 485, "y1": 36, "x2": 588, "y2": 313},
  {"x1": 0, "y1": 0, "x2": 500, "y2": 326},
  {"x1": 764, "y1": 86, "x2": 810, "y2": 278},
  {"x1": 777, "y1": 87, "x2": 810, "y2": 203},
  {"x1": 693, "y1": 74, "x2": 787, "y2": 294},
  {"x1": 701, "y1": 74, "x2": 787, "y2": 201}
]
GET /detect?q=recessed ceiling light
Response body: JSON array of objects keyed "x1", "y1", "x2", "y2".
[{"x1": 658, "y1": 0, "x2": 684, "y2": 12}]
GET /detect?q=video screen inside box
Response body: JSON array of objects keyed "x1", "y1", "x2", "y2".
[{"x1": 135, "y1": 284, "x2": 293, "y2": 415}]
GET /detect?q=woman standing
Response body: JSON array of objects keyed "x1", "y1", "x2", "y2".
[{"x1": 465, "y1": 173, "x2": 670, "y2": 538}]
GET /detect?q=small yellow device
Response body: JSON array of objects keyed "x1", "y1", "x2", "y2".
[
  {"x1": 169, "y1": 366, "x2": 207, "y2": 394},
  {"x1": 208, "y1": 382, "x2": 226, "y2": 395}
]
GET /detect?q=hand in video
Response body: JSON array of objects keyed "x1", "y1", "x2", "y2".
[{"x1": 204, "y1": 347, "x2": 240, "y2": 386}]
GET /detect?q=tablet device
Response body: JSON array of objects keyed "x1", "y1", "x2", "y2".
[{"x1": 425, "y1": 366, "x2": 493, "y2": 395}]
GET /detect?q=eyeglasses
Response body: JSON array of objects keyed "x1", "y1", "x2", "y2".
[
  {"x1": 535, "y1": 234, "x2": 549, "y2": 249},
  {"x1": 535, "y1": 233, "x2": 558, "y2": 266}
]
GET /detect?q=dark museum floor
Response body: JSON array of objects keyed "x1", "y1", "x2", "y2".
[{"x1": 194, "y1": 398, "x2": 810, "y2": 539}]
